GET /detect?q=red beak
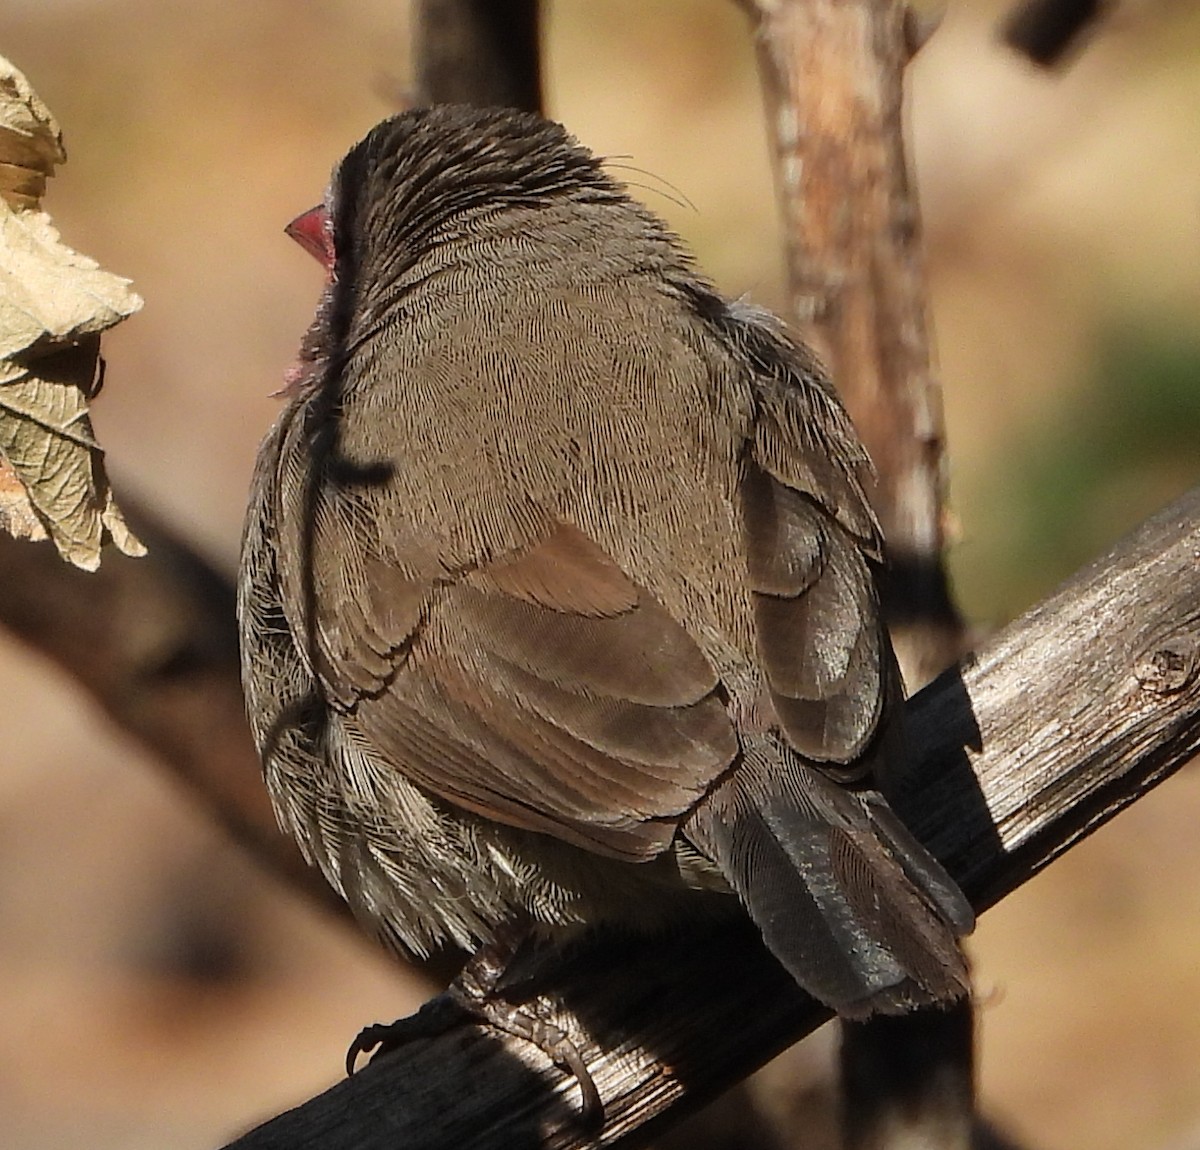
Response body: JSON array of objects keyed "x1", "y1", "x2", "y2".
[{"x1": 285, "y1": 205, "x2": 334, "y2": 270}]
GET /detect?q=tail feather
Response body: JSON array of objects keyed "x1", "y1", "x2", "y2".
[
  {"x1": 860, "y1": 791, "x2": 975, "y2": 936},
  {"x1": 683, "y1": 744, "x2": 971, "y2": 1015}
]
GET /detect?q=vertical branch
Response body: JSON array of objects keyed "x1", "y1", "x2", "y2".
[
  {"x1": 1002, "y1": 0, "x2": 1110, "y2": 66},
  {"x1": 414, "y1": 0, "x2": 543, "y2": 112},
  {"x1": 741, "y1": 2, "x2": 977, "y2": 1148},
  {"x1": 744, "y1": 0, "x2": 964, "y2": 686}
]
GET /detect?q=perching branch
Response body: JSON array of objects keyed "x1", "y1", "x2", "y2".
[
  {"x1": 221, "y1": 487, "x2": 1200, "y2": 1150},
  {"x1": 0, "y1": 501, "x2": 345, "y2": 918}
]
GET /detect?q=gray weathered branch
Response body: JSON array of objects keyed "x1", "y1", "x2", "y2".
[
  {"x1": 221, "y1": 487, "x2": 1200, "y2": 1150},
  {"x1": 0, "y1": 502, "x2": 343, "y2": 916}
]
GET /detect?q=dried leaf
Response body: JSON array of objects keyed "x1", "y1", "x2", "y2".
[
  {"x1": 0, "y1": 454, "x2": 47, "y2": 543},
  {"x1": 0, "y1": 208, "x2": 143, "y2": 360},
  {"x1": 0, "y1": 340, "x2": 144, "y2": 569},
  {"x1": 0, "y1": 55, "x2": 64, "y2": 211},
  {"x1": 0, "y1": 55, "x2": 144, "y2": 569}
]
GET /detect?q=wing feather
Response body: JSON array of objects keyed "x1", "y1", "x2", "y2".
[
  {"x1": 741, "y1": 458, "x2": 883, "y2": 765},
  {"x1": 301, "y1": 512, "x2": 738, "y2": 860}
]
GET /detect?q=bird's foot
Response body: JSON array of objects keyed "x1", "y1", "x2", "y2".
[
  {"x1": 345, "y1": 933, "x2": 602, "y2": 1127},
  {"x1": 450, "y1": 973, "x2": 601, "y2": 1124},
  {"x1": 344, "y1": 993, "x2": 465, "y2": 1075}
]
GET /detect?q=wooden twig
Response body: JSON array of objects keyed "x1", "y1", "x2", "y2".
[
  {"x1": 0, "y1": 502, "x2": 345, "y2": 917},
  {"x1": 742, "y1": 1, "x2": 972, "y2": 1142},
  {"x1": 414, "y1": 0, "x2": 542, "y2": 111},
  {"x1": 1002, "y1": 0, "x2": 1110, "y2": 66},
  {"x1": 743, "y1": 0, "x2": 963, "y2": 685},
  {"x1": 221, "y1": 487, "x2": 1200, "y2": 1150}
]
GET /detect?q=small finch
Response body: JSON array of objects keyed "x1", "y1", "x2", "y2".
[{"x1": 238, "y1": 105, "x2": 972, "y2": 1091}]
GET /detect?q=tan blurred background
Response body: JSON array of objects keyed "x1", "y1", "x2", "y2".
[{"x1": 3, "y1": 1, "x2": 1200, "y2": 1147}]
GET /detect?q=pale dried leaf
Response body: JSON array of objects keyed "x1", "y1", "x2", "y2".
[
  {"x1": 0, "y1": 456, "x2": 48, "y2": 542},
  {"x1": 0, "y1": 340, "x2": 144, "y2": 569},
  {"x1": 0, "y1": 54, "x2": 64, "y2": 211},
  {"x1": 0, "y1": 208, "x2": 143, "y2": 360},
  {"x1": 0, "y1": 56, "x2": 144, "y2": 569}
]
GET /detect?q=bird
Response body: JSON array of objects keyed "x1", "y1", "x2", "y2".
[{"x1": 237, "y1": 103, "x2": 972, "y2": 1088}]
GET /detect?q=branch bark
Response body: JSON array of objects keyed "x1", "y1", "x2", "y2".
[
  {"x1": 414, "y1": 0, "x2": 542, "y2": 111},
  {"x1": 221, "y1": 486, "x2": 1200, "y2": 1150},
  {"x1": 742, "y1": 2, "x2": 972, "y2": 1142},
  {"x1": 0, "y1": 501, "x2": 345, "y2": 917},
  {"x1": 744, "y1": 0, "x2": 963, "y2": 684},
  {"x1": 1001, "y1": 0, "x2": 1109, "y2": 66}
]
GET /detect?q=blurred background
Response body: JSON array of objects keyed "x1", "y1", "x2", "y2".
[{"x1": 2, "y1": 1, "x2": 1200, "y2": 1147}]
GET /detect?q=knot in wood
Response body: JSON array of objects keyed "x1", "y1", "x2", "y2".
[{"x1": 1133, "y1": 645, "x2": 1196, "y2": 695}]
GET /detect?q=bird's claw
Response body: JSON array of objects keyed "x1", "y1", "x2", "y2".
[
  {"x1": 344, "y1": 988, "x2": 602, "y2": 1126},
  {"x1": 345, "y1": 1023, "x2": 391, "y2": 1075}
]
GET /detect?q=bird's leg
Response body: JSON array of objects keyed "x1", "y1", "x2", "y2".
[
  {"x1": 449, "y1": 937, "x2": 603, "y2": 1123},
  {"x1": 344, "y1": 990, "x2": 465, "y2": 1076},
  {"x1": 346, "y1": 923, "x2": 602, "y2": 1126}
]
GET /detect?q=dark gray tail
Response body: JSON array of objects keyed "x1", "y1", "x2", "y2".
[{"x1": 683, "y1": 745, "x2": 973, "y2": 1016}]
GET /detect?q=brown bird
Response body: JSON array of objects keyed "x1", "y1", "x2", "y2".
[{"x1": 238, "y1": 105, "x2": 972, "y2": 1068}]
